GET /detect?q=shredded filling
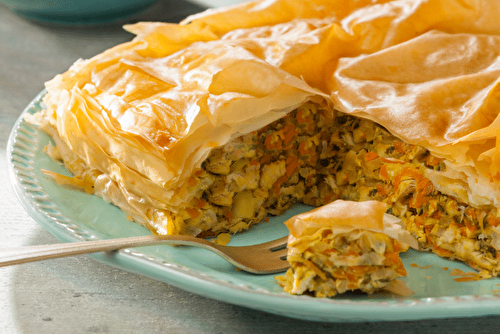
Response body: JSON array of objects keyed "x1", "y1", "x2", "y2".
[
  {"x1": 44, "y1": 100, "x2": 500, "y2": 276},
  {"x1": 275, "y1": 228, "x2": 408, "y2": 297},
  {"x1": 177, "y1": 101, "x2": 500, "y2": 275}
]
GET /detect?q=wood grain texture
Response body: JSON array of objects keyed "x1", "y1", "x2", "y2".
[{"x1": 1, "y1": 1, "x2": 500, "y2": 333}]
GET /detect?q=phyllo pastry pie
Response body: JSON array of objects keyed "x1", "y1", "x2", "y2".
[
  {"x1": 32, "y1": 0, "x2": 500, "y2": 276},
  {"x1": 276, "y1": 200, "x2": 417, "y2": 297}
]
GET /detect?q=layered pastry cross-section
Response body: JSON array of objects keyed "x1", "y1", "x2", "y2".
[
  {"x1": 33, "y1": 0, "x2": 500, "y2": 278},
  {"x1": 276, "y1": 200, "x2": 417, "y2": 297}
]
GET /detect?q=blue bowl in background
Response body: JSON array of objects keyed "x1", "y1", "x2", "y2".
[{"x1": 0, "y1": 0, "x2": 158, "y2": 24}]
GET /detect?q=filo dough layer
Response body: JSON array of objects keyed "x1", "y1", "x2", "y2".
[{"x1": 34, "y1": 0, "x2": 500, "y2": 275}]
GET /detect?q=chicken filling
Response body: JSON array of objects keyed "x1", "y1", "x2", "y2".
[
  {"x1": 275, "y1": 228, "x2": 408, "y2": 297},
  {"x1": 177, "y1": 101, "x2": 500, "y2": 275}
]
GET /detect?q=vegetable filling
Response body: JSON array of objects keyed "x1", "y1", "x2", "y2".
[
  {"x1": 275, "y1": 227, "x2": 408, "y2": 297},
  {"x1": 179, "y1": 101, "x2": 500, "y2": 275}
]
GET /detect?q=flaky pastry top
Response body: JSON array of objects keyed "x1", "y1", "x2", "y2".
[
  {"x1": 41, "y1": 0, "x2": 500, "y2": 211},
  {"x1": 284, "y1": 200, "x2": 418, "y2": 249}
]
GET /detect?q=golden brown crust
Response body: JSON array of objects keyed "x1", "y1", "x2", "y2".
[
  {"x1": 42, "y1": 31, "x2": 324, "y2": 213},
  {"x1": 332, "y1": 30, "x2": 500, "y2": 207},
  {"x1": 284, "y1": 200, "x2": 418, "y2": 249},
  {"x1": 41, "y1": 0, "x2": 500, "y2": 214},
  {"x1": 37, "y1": 0, "x2": 500, "y2": 243}
]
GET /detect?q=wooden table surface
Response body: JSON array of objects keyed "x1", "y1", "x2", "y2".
[{"x1": 1, "y1": 1, "x2": 500, "y2": 333}]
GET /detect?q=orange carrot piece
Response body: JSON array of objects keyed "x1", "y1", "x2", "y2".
[{"x1": 365, "y1": 151, "x2": 379, "y2": 162}]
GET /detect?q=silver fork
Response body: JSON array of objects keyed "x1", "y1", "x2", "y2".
[{"x1": 0, "y1": 234, "x2": 290, "y2": 274}]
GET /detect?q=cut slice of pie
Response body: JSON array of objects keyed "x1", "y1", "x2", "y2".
[
  {"x1": 275, "y1": 200, "x2": 417, "y2": 297},
  {"x1": 32, "y1": 0, "x2": 500, "y2": 277}
]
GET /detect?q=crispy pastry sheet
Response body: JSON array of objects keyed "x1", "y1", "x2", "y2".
[
  {"x1": 284, "y1": 200, "x2": 418, "y2": 249},
  {"x1": 41, "y1": 0, "x2": 500, "y2": 214}
]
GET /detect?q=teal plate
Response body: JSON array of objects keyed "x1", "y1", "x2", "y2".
[{"x1": 7, "y1": 90, "x2": 500, "y2": 322}]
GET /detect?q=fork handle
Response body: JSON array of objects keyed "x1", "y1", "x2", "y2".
[{"x1": 0, "y1": 234, "x2": 215, "y2": 267}]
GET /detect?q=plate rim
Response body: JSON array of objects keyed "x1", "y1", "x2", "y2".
[{"x1": 7, "y1": 90, "x2": 500, "y2": 322}]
